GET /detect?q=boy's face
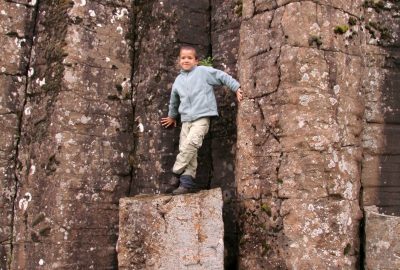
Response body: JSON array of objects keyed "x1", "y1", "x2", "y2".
[{"x1": 179, "y1": 49, "x2": 198, "y2": 71}]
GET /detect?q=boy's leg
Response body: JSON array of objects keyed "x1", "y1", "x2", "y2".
[
  {"x1": 172, "y1": 117, "x2": 210, "y2": 183},
  {"x1": 183, "y1": 153, "x2": 197, "y2": 179}
]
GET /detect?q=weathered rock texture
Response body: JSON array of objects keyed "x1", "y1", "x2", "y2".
[
  {"x1": 364, "y1": 206, "x2": 400, "y2": 269},
  {"x1": 210, "y1": 0, "x2": 241, "y2": 267},
  {"x1": 0, "y1": 1, "x2": 35, "y2": 268},
  {"x1": 1, "y1": 0, "x2": 399, "y2": 269},
  {"x1": 237, "y1": 1, "x2": 365, "y2": 268},
  {"x1": 118, "y1": 188, "x2": 224, "y2": 270},
  {"x1": 11, "y1": 0, "x2": 133, "y2": 268},
  {"x1": 361, "y1": 0, "x2": 400, "y2": 216}
]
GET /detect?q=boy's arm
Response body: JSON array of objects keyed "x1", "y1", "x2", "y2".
[
  {"x1": 161, "y1": 87, "x2": 179, "y2": 128},
  {"x1": 168, "y1": 87, "x2": 180, "y2": 119},
  {"x1": 205, "y1": 66, "x2": 240, "y2": 92}
]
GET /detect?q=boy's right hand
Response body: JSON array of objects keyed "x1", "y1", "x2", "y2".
[{"x1": 161, "y1": 117, "x2": 177, "y2": 128}]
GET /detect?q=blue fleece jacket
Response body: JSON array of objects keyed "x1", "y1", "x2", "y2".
[{"x1": 168, "y1": 66, "x2": 240, "y2": 122}]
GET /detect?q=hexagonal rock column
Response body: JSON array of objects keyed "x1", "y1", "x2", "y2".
[
  {"x1": 118, "y1": 188, "x2": 224, "y2": 270},
  {"x1": 364, "y1": 206, "x2": 400, "y2": 270},
  {"x1": 0, "y1": 1, "x2": 35, "y2": 268}
]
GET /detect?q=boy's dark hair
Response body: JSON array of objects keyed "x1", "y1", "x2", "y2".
[{"x1": 179, "y1": 46, "x2": 198, "y2": 60}]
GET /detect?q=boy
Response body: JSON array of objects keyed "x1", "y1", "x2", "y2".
[{"x1": 161, "y1": 46, "x2": 243, "y2": 195}]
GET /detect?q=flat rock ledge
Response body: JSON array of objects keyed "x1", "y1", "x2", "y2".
[
  {"x1": 364, "y1": 206, "x2": 400, "y2": 270},
  {"x1": 118, "y1": 188, "x2": 224, "y2": 270}
]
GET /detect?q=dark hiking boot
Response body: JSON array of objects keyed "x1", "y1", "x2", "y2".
[
  {"x1": 165, "y1": 173, "x2": 181, "y2": 193},
  {"x1": 172, "y1": 185, "x2": 200, "y2": 195}
]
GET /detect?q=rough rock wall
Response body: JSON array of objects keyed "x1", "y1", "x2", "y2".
[
  {"x1": 210, "y1": 0, "x2": 241, "y2": 267},
  {"x1": 1, "y1": 0, "x2": 398, "y2": 269},
  {"x1": 0, "y1": 1, "x2": 35, "y2": 268},
  {"x1": 11, "y1": 0, "x2": 133, "y2": 268},
  {"x1": 237, "y1": 1, "x2": 365, "y2": 268},
  {"x1": 361, "y1": 0, "x2": 400, "y2": 216}
]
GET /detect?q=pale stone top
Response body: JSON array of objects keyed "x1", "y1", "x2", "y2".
[{"x1": 118, "y1": 188, "x2": 224, "y2": 270}]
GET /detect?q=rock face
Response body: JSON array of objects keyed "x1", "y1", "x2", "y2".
[
  {"x1": 11, "y1": 1, "x2": 133, "y2": 269},
  {"x1": 237, "y1": 1, "x2": 365, "y2": 268},
  {"x1": 0, "y1": 1, "x2": 35, "y2": 268},
  {"x1": 361, "y1": 0, "x2": 400, "y2": 216},
  {"x1": 210, "y1": 0, "x2": 241, "y2": 267},
  {"x1": 1, "y1": 0, "x2": 399, "y2": 269},
  {"x1": 364, "y1": 206, "x2": 400, "y2": 270},
  {"x1": 118, "y1": 188, "x2": 224, "y2": 270}
]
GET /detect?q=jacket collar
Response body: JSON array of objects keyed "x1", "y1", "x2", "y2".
[{"x1": 180, "y1": 65, "x2": 197, "y2": 74}]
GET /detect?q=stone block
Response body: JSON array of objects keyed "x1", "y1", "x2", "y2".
[
  {"x1": 364, "y1": 206, "x2": 400, "y2": 270},
  {"x1": 118, "y1": 188, "x2": 224, "y2": 270}
]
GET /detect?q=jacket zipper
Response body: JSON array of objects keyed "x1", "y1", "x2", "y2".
[{"x1": 186, "y1": 72, "x2": 192, "y2": 121}]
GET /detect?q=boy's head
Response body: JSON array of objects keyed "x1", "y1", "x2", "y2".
[{"x1": 179, "y1": 46, "x2": 198, "y2": 71}]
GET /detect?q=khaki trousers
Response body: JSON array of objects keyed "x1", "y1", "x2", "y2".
[{"x1": 172, "y1": 117, "x2": 210, "y2": 178}]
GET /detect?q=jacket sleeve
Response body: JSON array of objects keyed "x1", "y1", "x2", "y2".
[
  {"x1": 168, "y1": 86, "x2": 180, "y2": 119},
  {"x1": 205, "y1": 66, "x2": 240, "y2": 92}
]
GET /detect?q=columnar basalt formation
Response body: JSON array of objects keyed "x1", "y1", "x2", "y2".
[
  {"x1": 237, "y1": 1, "x2": 365, "y2": 268},
  {"x1": 361, "y1": 0, "x2": 400, "y2": 216},
  {"x1": 130, "y1": 0, "x2": 211, "y2": 195},
  {"x1": 11, "y1": 0, "x2": 133, "y2": 268},
  {"x1": 118, "y1": 188, "x2": 224, "y2": 270},
  {"x1": 210, "y1": 0, "x2": 241, "y2": 267},
  {"x1": 1, "y1": 0, "x2": 399, "y2": 269},
  {"x1": 0, "y1": 1, "x2": 35, "y2": 268}
]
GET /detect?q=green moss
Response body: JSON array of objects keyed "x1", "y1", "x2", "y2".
[
  {"x1": 277, "y1": 178, "x2": 283, "y2": 184},
  {"x1": 234, "y1": 0, "x2": 243, "y2": 16},
  {"x1": 261, "y1": 204, "x2": 272, "y2": 217},
  {"x1": 262, "y1": 242, "x2": 270, "y2": 256},
  {"x1": 334, "y1": 25, "x2": 349, "y2": 34},
  {"x1": 367, "y1": 21, "x2": 393, "y2": 42},
  {"x1": 199, "y1": 56, "x2": 214, "y2": 67},
  {"x1": 348, "y1": 17, "x2": 357, "y2": 26},
  {"x1": 5, "y1": 31, "x2": 19, "y2": 37},
  {"x1": 308, "y1": 35, "x2": 323, "y2": 47},
  {"x1": 363, "y1": 0, "x2": 385, "y2": 12},
  {"x1": 32, "y1": 213, "x2": 46, "y2": 227},
  {"x1": 344, "y1": 243, "x2": 351, "y2": 255},
  {"x1": 115, "y1": 84, "x2": 123, "y2": 92},
  {"x1": 39, "y1": 226, "x2": 52, "y2": 236}
]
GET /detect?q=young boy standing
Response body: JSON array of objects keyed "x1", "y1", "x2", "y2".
[{"x1": 161, "y1": 46, "x2": 243, "y2": 195}]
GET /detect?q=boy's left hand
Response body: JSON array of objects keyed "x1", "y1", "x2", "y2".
[{"x1": 236, "y1": 88, "x2": 243, "y2": 102}]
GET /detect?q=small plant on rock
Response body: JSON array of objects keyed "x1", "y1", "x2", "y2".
[
  {"x1": 308, "y1": 35, "x2": 323, "y2": 47},
  {"x1": 199, "y1": 56, "x2": 214, "y2": 67},
  {"x1": 334, "y1": 25, "x2": 349, "y2": 34},
  {"x1": 348, "y1": 17, "x2": 357, "y2": 26}
]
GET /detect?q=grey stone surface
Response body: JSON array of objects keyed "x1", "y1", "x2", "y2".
[
  {"x1": 364, "y1": 206, "x2": 400, "y2": 270},
  {"x1": 0, "y1": 1, "x2": 35, "y2": 268},
  {"x1": 361, "y1": 1, "x2": 400, "y2": 216},
  {"x1": 11, "y1": 1, "x2": 133, "y2": 269},
  {"x1": 210, "y1": 0, "x2": 241, "y2": 267},
  {"x1": 1, "y1": 0, "x2": 399, "y2": 269},
  {"x1": 118, "y1": 188, "x2": 224, "y2": 270},
  {"x1": 237, "y1": 0, "x2": 365, "y2": 268}
]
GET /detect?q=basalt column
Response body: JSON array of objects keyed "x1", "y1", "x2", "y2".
[
  {"x1": 360, "y1": 1, "x2": 400, "y2": 268},
  {"x1": 361, "y1": 1, "x2": 400, "y2": 216},
  {"x1": 210, "y1": 0, "x2": 241, "y2": 267},
  {"x1": 12, "y1": 1, "x2": 133, "y2": 269},
  {"x1": 130, "y1": 0, "x2": 210, "y2": 194},
  {"x1": 0, "y1": 1, "x2": 35, "y2": 269},
  {"x1": 237, "y1": 1, "x2": 364, "y2": 268}
]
